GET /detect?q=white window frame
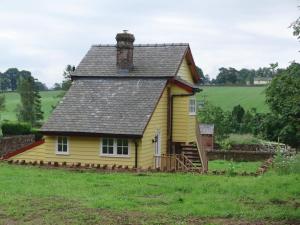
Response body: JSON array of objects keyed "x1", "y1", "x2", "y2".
[
  {"x1": 56, "y1": 136, "x2": 69, "y2": 155},
  {"x1": 189, "y1": 96, "x2": 196, "y2": 115},
  {"x1": 100, "y1": 138, "x2": 130, "y2": 158}
]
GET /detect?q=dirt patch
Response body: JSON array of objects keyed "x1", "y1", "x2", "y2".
[{"x1": 1, "y1": 198, "x2": 299, "y2": 225}]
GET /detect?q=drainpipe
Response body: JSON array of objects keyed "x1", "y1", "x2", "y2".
[{"x1": 134, "y1": 141, "x2": 138, "y2": 168}]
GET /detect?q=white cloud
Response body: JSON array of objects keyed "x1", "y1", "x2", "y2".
[{"x1": 0, "y1": 0, "x2": 299, "y2": 86}]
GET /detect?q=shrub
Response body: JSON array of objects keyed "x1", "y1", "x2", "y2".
[
  {"x1": 1, "y1": 122, "x2": 31, "y2": 136},
  {"x1": 220, "y1": 139, "x2": 232, "y2": 150},
  {"x1": 1, "y1": 122, "x2": 43, "y2": 141},
  {"x1": 30, "y1": 128, "x2": 43, "y2": 141}
]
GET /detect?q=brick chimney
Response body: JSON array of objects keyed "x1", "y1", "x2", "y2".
[{"x1": 116, "y1": 30, "x2": 135, "y2": 72}]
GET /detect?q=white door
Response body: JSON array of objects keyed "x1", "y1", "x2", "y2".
[{"x1": 154, "y1": 131, "x2": 161, "y2": 168}]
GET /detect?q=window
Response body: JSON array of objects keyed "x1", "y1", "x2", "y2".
[
  {"x1": 117, "y1": 139, "x2": 129, "y2": 155},
  {"x1": 57, "y1": 136, "x2": 68, "y2": 154},
  {"x1": 101, "y1": 138, "x2": 129, "y2": 157},
  {"x1": 102, "y1": 138, "x2": 114, "y2": 154},
  {"x1": 189, "y1": 96, "x2": 196, "y2": 115}
]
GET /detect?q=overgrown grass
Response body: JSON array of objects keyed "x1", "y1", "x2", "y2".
[
  {"x1": 0, "y1": 90, "x2": 63, "y2": 121},
  {"x1": 223, "y1": 134, "x2": 266, "y2": 145},
  {"x1": 197, "y1": 86, "x2": 268, "y2": 112},
  {"x1": 0, "y1": 163, "x2": 299, "y2": 224},
  {"x1": 209, "y1": 160, "x2": 262, "y2": 173}
]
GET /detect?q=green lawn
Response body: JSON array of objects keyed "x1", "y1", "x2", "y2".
[
  {"x1": 0, "y1": 163, "x2": 299, "y2": 224},
  {"x1": 197, "y1": 86, "x2": 268, "y2": 112},
  {"x1": 0, "y1": 90, "x2": 63, "y2": 121},
  {"x1": 209, "y1": 160, "x2": 262, "y2": 173}
]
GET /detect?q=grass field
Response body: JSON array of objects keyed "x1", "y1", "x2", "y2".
[
  {"x1": 209, "y1": 160, "x2": 262, "y2": 173},
  {"x1": 197, "y1": 86, "x2": 268, "y2": 112},
  {"x1": 0, "y1": 90, "x2": 63, "y2": 121},
  {"x1": 0, "y1": 163, "x2": 299, "y2": 224}
]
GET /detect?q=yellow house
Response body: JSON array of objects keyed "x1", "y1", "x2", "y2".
[{"x1": 7, "y1": 31, "x2": 207, "y2": 171}]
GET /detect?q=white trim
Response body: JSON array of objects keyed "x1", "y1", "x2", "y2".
[
  {"x1": 55, "y1": 136, "x2": 70, "y2": 155},
  {"x1": 99, "y1": 138, "x2": 130, "y2": 158}
]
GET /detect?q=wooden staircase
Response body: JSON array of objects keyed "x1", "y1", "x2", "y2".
[
  {"x1": 180, "y1": 144, "x2": 202, "y2": 171},
  {"x1": 178, "y1": 121, "x2": 209, "y2": 173}
]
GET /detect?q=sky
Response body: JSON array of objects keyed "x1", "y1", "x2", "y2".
[{"x1": 0, "y1": 0, "x2": 299, "y2": 87}]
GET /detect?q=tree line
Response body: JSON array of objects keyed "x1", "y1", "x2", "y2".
[
  {"x1": 197, "y1": 63, "x2": 281, "y2": 85},
  {"x1": 0, "y1": 68, "x2": 48, "y2": 92}
]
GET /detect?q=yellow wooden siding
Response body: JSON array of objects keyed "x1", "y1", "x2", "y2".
[
  {"x1": 140, "y1": 87, "x2": 168, "y2": 168},
  {"x1": 11, "y1": 136, "x2": 137, "y2": 167},
  {"x1": 177, "y1": 57, "x2": 194, "y2": 84},
  {"x1": 10, "y1": 144, "x2": 45, "y2": 161},
  {"x1": 171, "y1": 85, "x2": 196, "y2": 143}
]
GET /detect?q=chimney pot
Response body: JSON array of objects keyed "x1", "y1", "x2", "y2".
[{"x1": 116, "y1": 31, "x2": 135, "y2": 72}]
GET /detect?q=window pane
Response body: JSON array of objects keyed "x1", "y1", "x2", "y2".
[
  {"x1": 103, "y1": 146, "x2": 107, "y2": 154},
  {"x1": 117, "y1": 147, "x2": 122, "y2": 155},
  {"x1": 123, "y1": 139, "x2": 128, "y2": 146},
  {"x1": 117, "y1": 139, "x2": 122, "y2": 146},
  {"x1": 58, "y1": 144, "x2": 62, "y2": 152},
  {"x1": 108, "y1": 146, "x2": 114, "y2": 154},
  {"x1": 108, "y1": 139, "x2": 114, "y2": 146},
  {"x1": 63, "y1": 144, "x2": 68, "y2": 152},
  {"x1": 123, "y1": 147, "x2": 128, "y2": 155},
  {"x1": 62, "y1": 137, "x2": 67, "y2": 144},
  {"x1": 58, "y1": 137, "x2": 62, "y2": 144},
  {"x1": 103, "y1": 139, "x2": 107, "y2": 146}
]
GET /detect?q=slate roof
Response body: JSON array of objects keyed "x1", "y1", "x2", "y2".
[
  {"x1": 72, "y1": 44, "x2": 189, "y2": 77},
  {"x1": 199, "y1": 124, "x2": 214, "y2": 135},
  {"x1": 41, "y1": 78, "x2": 167, "y2": 136}
]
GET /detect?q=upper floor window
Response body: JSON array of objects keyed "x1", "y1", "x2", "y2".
[
  {"x1": 101, "y1": 138, "x2": 129, "y2": 157},
  {"x1": 189, "y1": 96, "x2": 196, "y2": 115},
  {"x1": 57, "y1": 136, "x2": 68, "y2": 154}
]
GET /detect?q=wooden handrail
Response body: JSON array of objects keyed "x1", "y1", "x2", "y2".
[
  {"x1": 175, "y1": 156, "x2": 189, "y2": 171},
  {"x1": 181, "y1": 153, "x2": 200, "y2": 172},
  {"x1": 195, "y1": 121, "x2": 208, "y2": 172}
]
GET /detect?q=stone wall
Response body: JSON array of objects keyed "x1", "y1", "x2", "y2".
[
  {"x1": 207, "y1": 150, "x2": 274, "y2": 161},
  {"x1": 0, "y1": 135, "x2": 35, "y2": 157}
]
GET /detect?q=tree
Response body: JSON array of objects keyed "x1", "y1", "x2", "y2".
[
  {"x1": 0, "y1": 75, "x2": 10, "y2": 91},
  {"x1": 230, "y1": 105, "x2": 245, "y2": 132},
  {"x1": 4, "y1": 68, "x2": 19, "y2": 91},
  {"x1": 17, "y1": 76, "x2": 44, "y2": 126},
  {"x1": 215, "y1": 67, "x2": 239, "y2": 84},
  {"x1": 34, "y1": 79, "x2": 44, "y2": 123},
  {"x1": 0, "y1": 95, "x2": 5, "y2": 111},
  {"x1": 53, "y1": 83, "x2": 62, "y2": 90},
  {"x1": 62, "y1": 65, "x2": 75, "y2": 91},
  {"x1": 290, "y1": 13, "x2": 300, "y2": 40},
  {"x1": 265, "y1": 62, "x2": 300, "y2": 148},
  {"x1": 198, "y1": 102, "x2": 231, "y2": 141},
  {"x1": 35, "y1": 81, "x2": 48, "y2": 91}
]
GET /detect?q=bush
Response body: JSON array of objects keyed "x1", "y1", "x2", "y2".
[
  {"x1": 1, "y1": 122, "x2": 43, "y2": 141},
  {"x1": 1, "y1": 122, "x2": 31, "y2": 136},
  {"x1": 31, "y1": 128, "x2": 43, "y2": 141}
]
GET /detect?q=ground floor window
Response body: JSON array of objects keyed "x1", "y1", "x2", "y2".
[
  {"x1": 101, "y1": 138, "x2": 129, "y2": 156},
  {"x1": 56, "y1": 136, "x2": 68, "y2": 154}
]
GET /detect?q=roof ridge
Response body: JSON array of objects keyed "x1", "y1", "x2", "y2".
[{"x1": 92, "y1": 43, "x2": 189, "y2": 47}]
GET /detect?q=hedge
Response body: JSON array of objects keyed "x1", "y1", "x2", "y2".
[
  {"x1": 1, "y1": 122, "x2": 31, "y2": 136},
  {"x1": 1, "y1": 122, "x2": 43, "y2": 141}
]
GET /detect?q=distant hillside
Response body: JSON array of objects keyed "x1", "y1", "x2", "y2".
[
  {"x1": 0, "y1": 91, "x2": 63, "y2": 122},
  {"x1": 0, "y1": 87, "x2": 268, "y2": 122},
  {"x1": 197, "y1": 86, "x2": 268, "y2": 112}
]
